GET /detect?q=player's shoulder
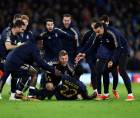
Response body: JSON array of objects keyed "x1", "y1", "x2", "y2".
[
  {"x1": 2, "y1": 27, "x2": 11, "y2": 35},
  {"x1": 40, "y1": 32, "x2": 47, "y2": 37},
  {"x1": 106, "y1": 26, "x2": 118, "y2": 37},
  {"x1": 107, "y1": 26, "x2": 120, "y2": 34},
  {"x1": 54, "y1": 27, "x2": 66, "y2": 34},
  {"x1": 53, "y1": 61, "x2": 60, "y2": 67},
  {"x1": 84, "y1": 29, "x2": 93, "y2": 36},
  {"x1": 1, "y1": 27, "x2": 12, "y2": 40}
]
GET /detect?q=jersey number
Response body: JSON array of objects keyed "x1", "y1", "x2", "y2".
[{"x1": 60, "y1": 85, "x2": 77, "y2": 98}]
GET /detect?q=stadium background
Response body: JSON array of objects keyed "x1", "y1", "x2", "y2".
[
  {"x1": 0, "y1": 0, "x2": 140, "y2": 83},
  {"x1": 0, "y1": 1, "x2": 140, "y2": 118}
]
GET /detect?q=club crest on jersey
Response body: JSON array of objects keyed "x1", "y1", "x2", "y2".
[
  {"x1": 106, "y1": 39, "x2": 110, "y2": 43},
  {"x1": 26, "y1": 35, "x2": 29, "y2": 39}
]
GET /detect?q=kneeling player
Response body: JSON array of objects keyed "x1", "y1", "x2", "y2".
[{"x1": 37, "y1": 50, "x2": 74, "y2": 100}]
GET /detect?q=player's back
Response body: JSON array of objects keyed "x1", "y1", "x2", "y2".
[
  {"x1": 55, "y1": 75, "x2": 84, "y2": 100},
  {"x1": 5, "y1": 42, "x2": 38, "y2": 71}
]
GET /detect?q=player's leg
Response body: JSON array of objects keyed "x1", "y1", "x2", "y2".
[
  {"x1": 111, "y1": 66, "x2": 119, "y2": 99},
  {"x1": 88, "y1": 61, "x2": 97, "y2": 97},
  {"x1": 10, "y1": 71, "x2": 22, "y2": 100},
  {"x1": 118, "y1": 54, "x2": 134, "y2": 101},
  {"x1": 102, "y1": 71, "x2": 110, "y2": 100},
  {"x1": 28, "y1": 66, "x2": 38, "y2": 98},
  {"x1": 40, "y1": 72, "x2": 46, "y2": 89},
  {"x1": 15, "y1": 71, "x2": 30, "y2": 99},
  {"x1": 37, "y1": 82, "x2": 55, "y2": 100},
  {"x1": 95, "y1": 59, "x2": 108, "y2": 100}
]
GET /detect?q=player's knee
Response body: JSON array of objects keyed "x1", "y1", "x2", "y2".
[{"x1": 29, "y1": 66, "x2": 38, "y2": 75}]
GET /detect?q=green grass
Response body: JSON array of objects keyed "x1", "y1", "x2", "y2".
[{"x1": 0, "y1": 84, "x2": 140, "y2": 118}]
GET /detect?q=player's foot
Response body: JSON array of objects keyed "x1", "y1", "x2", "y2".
[
  {"x1": 112, "y1": 90, "x2": 120, "y2": 99},
  {"x1": 27, "y1": 96, "x2": 39, "y2": 101},
  {"x1": 125, "y1": 95, "x2": 135, "y2": 101},
  {"x1": 0, "y1": 94, "x2": 2, "y2": 100},
  {"x1": 102, "y1": 95, "x2": 110, "y2": 100},
  {"x1": 9, "y1": 93, "x2": 21, "y2": 101},
  {"x1": 9, "y1": 96, "x2": 21, "y2": 101},
  {"x1": 15, "y1": 93, "x2": 28, "y2": 100},
  {"x1": 95, "y1": 94, "x2": 103, "y2": 100}
]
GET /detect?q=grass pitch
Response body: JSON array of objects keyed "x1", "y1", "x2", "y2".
[{"x1": 0, "y1": 83, "x2": 140, "y2": 118}]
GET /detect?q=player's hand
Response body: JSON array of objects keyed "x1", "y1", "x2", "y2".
[
  {"x1": 108, "y1": 61, "x2": 113, "y2": 68},
  {"x1": 54, "y1": 68, "x2": 62, "y2": 76},
  {"x1": 17, "y1": 42, "x2": 25, "y2": 46},
  {"x1": 75, "y1": 53, "x2": 86, "y2": 63}
]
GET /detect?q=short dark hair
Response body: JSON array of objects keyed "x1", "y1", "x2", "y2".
[
  {"x1": 99, "y1": 15, "x2": 109, "y2": 22},
  {"x1": 13, "y1": 14, "x2": 22, "y2": 20},
  {"x1": 59, "y1": 50, "x2": 68, "y2": 57},
  {"x1": 45, "y1": 18, "x2": 54, "y2": 23},
  {"x1": 94, "y1": 22, "x2": 104, "y2": 29},
  {"x1": 63, "y1": 14, "x2": 72, "y2": 18},
  {"x1": 12, "y1": 20, "x2": 25, "y2": 28},
  {"x1": 13, "y1": 14, "x2": 22, "y2": 23}
]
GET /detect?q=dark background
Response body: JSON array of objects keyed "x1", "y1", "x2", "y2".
[{"x1": 0, "y1": 0, "x2": 140, "y2": 70}]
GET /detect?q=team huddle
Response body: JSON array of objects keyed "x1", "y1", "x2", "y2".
[{"x1": 0, "y1": 13, "x2": 135, "y2": 101}]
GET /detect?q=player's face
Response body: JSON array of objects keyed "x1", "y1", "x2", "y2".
[
  {"x1": 16, "y1": 25, "x2": 25, "y2": 33},
  {"x1": 94, "y1": 27, "x2": 104, "y2": 36},
  {"x1": 22, "y1": 19, "x2": 29, "y2": 31},
  {"x1": 46, "y1": 21, "x2": 54, "y2": 32},
  {"x1": 63, "y1": 17, "x2": 71, "y2": 28},
  {"x1": 59, "y1": 55, "x2": 69, "y2": 66}
]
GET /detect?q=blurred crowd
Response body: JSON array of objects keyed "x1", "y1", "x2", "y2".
[{"x1": 0, "y1": 0, "x2": 140, "y2": 70}]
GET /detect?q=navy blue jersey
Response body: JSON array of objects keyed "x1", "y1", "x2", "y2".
[
  {"x1": 55, "y1": 75, "x2": 91, "y2": 100},
  {"x1": 107, "y1": 26, "x2": 130, "y2": 54},
  {"x1": 0, "y1": 27, "x2": 21, "y2": 59},
  {"x1": 45, "y1": 62, "x2": 74, "y2": 87},
  {"x1": 5, "y1": 42, "x2": 54, "y2": 73},
  {"x1": 96, "y1": 34, "x2": 114, "y2": 60},
  {"x1": 41, "y1": 28, "x2": 74, "y2": 62},
  {"x1": 88, "y1": 27, "x2": 130, "y2": 63},
  {"x1": 60, "y1": 25, "x2": 80, "y2": 61},
  {"x1": 79, "y1": 30, "x2": 97, "y2": 62},
  {"x1": 20, "y1": 30, "x2": 34, "y2": 43}
]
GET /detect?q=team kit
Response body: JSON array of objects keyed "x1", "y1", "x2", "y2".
[{"x1": 0, "y1": 14, "x2": 135, "y2": 101}]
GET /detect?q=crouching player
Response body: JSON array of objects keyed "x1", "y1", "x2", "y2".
[
  {"x1": 36, "y1": 50, "x2": 74, "y2": 100},
  {"x1": 1, "y1": 36, "x2": 61, "y2": 100}
]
